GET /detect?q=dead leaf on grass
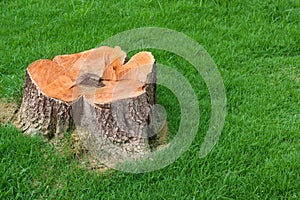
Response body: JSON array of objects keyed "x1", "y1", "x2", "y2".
[{"x1": 0, "y1": 100, "x2": 18, "y2": 125}]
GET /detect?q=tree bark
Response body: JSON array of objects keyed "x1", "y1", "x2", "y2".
[{"x1": 15, "y1": 70, "x2": 73, "y2": 138}]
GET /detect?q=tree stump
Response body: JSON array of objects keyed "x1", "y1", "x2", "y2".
[{"x1": 15, "y1": 46, "x2": 156, "y2": 154}]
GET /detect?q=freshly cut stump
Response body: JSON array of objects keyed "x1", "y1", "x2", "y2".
[{"x1": 15, "y1": 46, "x2": 156, "y2": 155}]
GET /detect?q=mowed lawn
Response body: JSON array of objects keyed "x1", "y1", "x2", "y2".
[{"x1": 1, "y1": 0, "x2": 300, "y2": 199}]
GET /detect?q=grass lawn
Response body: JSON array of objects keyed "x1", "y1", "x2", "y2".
[{"x1": 1, "y1": 0, "x2": 300, "y2": 199}]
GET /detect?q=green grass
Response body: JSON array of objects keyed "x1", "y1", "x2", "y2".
[{"x1": 1, "y1": 0, "x2": 300, "y2": 199}]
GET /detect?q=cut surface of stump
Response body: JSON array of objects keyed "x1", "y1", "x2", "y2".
[{"x1": 15, "y1": 46, "x2": 156, "y2": 155}]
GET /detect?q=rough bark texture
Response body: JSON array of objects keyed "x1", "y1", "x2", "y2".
[
  {"x1": 15, "y1": 71, "x2": 73, "y2": 138},
  {"x1": 72, "y1": 85, "x2": 155, "y2": 159}
]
